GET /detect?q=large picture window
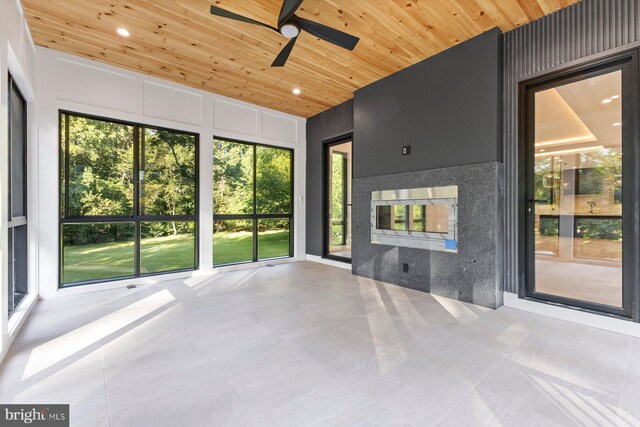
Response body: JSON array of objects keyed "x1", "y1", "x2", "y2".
[
  {"x1": 59, "y1": 112, "x2": 198, "y2": 286},
  {"x1": 213, "y1": 139, "x2": 293, "y2": 266},
  {"x1": 8, "y1": 74, "x2": 28, "y2": 318}
]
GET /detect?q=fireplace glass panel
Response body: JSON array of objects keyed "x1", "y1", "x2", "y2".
[
  {"x1": 377, "y1": 204, "x2": 449, "y2": 233},
  {"x1": 376, "y1": 206, "x2": 391, "y2": 230},
  {"x1": 410, "y1": 206, "x2": 424, "y2": 232},
  {"x1": 371, "y1": 186, "x2": 458, "y2": 252},
  {"x1": 425, "y1": 205, "x2": 449, "y2": 233},
  {"x1": 376, "y1": 205, "x2": 410, "y2": 231}
]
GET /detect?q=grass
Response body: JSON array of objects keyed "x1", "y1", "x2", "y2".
[
  {"x1": 63, "y1": 234, "x2": 195, "y2": 284},
  {"x1": 213, "y1": 229, "x2": 290, "y2": 265},
  {"x1": 62, "y1": 230, "x2": 290, "y2": 284}
]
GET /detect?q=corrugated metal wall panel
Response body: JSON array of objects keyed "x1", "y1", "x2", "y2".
[{"x1": 503, "y1": 0, "x2": 640, "y2": 294}]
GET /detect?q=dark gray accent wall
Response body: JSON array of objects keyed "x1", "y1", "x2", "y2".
[
  {"x1": 306, "y1": 99, "x2": 353, "y2": 256},
  {"x1": 353, "y1": 163, "x2": 504, "y2": 309},
  {"x1": 503, "y1": 0, "x2": 640, "y2": 294},
  {"x1": 348, "y1": 29, "x2": 505, "y2": 307},
  {"x1": 353, "y1": 28, "x2": 503, "y2": 178}
]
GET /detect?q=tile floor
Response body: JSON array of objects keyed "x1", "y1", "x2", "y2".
[{"x1": 1, "y1": 261, "x2": 638, "y2": 426}]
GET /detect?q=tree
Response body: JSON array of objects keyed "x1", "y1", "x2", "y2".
[
  {"x1": 63, "y1": 116, "x2": 197, "y2": 243},
  {"x1": 213, "y1": 140, "x2": 292, "y2": 233}
]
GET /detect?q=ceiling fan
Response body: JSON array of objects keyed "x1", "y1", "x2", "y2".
[{"x1": 209, "y1": 0, "x2": 360, "y2": 67}]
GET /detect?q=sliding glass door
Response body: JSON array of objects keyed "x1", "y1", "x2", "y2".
[
  {"x1": 59, "y1": 112, "x2": 198, "y2": 286},
  {"x1": 8, "y1": 74, "x2": 28, "y2": 317},
  {"x1": 325, "y1": 139, "x2": 352, "y2": 261},
  {"x1": 523, "y1": 54, "x2": 637, "y2": 316},
  {"x1": 213, "y1": 138, "x2": 293, "y2": 266}
]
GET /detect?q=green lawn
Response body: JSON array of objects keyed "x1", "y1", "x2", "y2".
[
  {"x1": 213, "y1": 229, "x2": 290, "y2": 265},
  {"x1": 62, "y1": 230, "x2": 290, "y2": 284},
  {"x1": 63, "y1": 234, "x2": 195, "y2": 284}
]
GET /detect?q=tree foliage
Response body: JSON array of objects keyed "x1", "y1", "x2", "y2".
[
  {"x1": 62, "y1": 115, "x2": 197, "y2": 244},
  {"x1": 213, "y1": 139, "x2": 292, "y2": 232},
  {"x1": 142, "y1": 128, "x2": 196, "y2": 217},
  {"x1": 256, "y1": 145, "x2": 292, "y2": 214},
  {"x1": 534, "y1": 148, "x2": 623, "y2": 241},
  {"x1": 66, "y1": 116, "x2": 135, "y2": 217},
  {"x1": 329, "y1": 152, "x2": 346, "y2": 245},
  {"x1": 61, "y1": 120, "x2": 293, "y2": 243},
  {"x1": 213, "y1": 140, "x2": 253, "y2": 216}
]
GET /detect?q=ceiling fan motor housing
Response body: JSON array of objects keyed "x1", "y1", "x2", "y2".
[{"x1": 280, "y1": 23, "x2": 300, "y2": 38}]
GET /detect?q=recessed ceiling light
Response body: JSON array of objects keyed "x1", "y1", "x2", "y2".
[
  {"x1": 611, "y1": 95, "x2": 620, "y2": 99},
  {"x1": 117, "y1": 28, "x2": 130, "y2": 37},
  {"x1": 613, "y1": 122, "x2": 622, "y2": 127},
  {"x1": 292, "y1": 88, "x2": 301, "y2": 95},
  {"x1": 539, "y1": 149, "x2": 545, "y2": 152},
  {"x1": 602, "y1": 98, "x2": 612, "y2": 104}
]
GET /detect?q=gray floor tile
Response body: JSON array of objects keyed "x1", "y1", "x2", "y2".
[{"x1": 0, "y1": 261, "x2": 637, "y2": 427}]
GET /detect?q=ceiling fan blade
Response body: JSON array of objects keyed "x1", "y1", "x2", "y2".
[
  {"x1": 292, "y1": 16, "x2": 360, "y2": 51},
  {"x1": 272, "y1": 36, "x2": 298, "y2": 67},
  {"x1": 210, "y1": 5, "x2": 277, "y2": 31},
  {"x1": 278, "y1": 0, "x2": 304, "y2": 28}
]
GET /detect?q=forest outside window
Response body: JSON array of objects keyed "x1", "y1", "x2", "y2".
[
  {"x1": 59, "y1": 112, "x2": 198, "y2": 286},
  {"x1": 213, "y1": 138, "x2": 293, "y2": 266}
]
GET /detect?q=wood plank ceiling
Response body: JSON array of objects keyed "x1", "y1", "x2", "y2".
[{"x1": 22, "y1": 0, "x2": 580, "y2": 118}]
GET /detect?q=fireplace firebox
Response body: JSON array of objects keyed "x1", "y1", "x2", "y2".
[{"x1": 370, "y1": 186, "x2": 458, "y2": 253}]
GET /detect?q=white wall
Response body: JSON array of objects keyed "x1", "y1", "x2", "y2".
[
  {"x1": 0, "y1": 0, "x2": 38, "y2": 363},
  {"x1": 35, "y1": 47, "x2": 307, "y2": 299}
]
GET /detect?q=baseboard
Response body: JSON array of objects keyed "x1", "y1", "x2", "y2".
[
  {"x1": 54, "y1": 270, "x2": 196, "y2": 298},
  {"x1": 209, "y1": 257, "x2": 303, "y2": 273},
  {"x1": 53, "y1": 258, "x2": 305, "y2": 298},
  {"x1": 305, "y1": 254, "x2": 352, "y2": 270},
  {"x1": 503, "y1": 292, "x2": 640, "y2": 338}
]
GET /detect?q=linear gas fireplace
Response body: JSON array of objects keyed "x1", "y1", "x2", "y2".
[{"x1": 370, "y1": 185, "x2": 458, "y2": 253}]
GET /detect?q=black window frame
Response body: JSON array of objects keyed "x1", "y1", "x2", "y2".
[
  {"x1": 322, "y1": 134, "x2": 353, "y2": 264},
  {"x1": 8, "y1": 75, "x2": 28, "y2": 222},
  {"x1": 213, "y1": 136, "x2": 294, "y2": 266},
  {"x1": 59, "y1": 110, "x2": 200, "y2": 287},
  {"x1": 7, "y1": 73, "x2": 29, "y2": 318}
]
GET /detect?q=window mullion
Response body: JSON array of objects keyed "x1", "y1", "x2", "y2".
[
  {"x1": 252, "y1": 144, "x2": 258, "y2": 262},
  {"x1": 134, "y1": 125, "x2": 141, "y2": 277}
]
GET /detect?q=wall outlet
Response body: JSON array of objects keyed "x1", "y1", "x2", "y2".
[
  {"x1": 402, "y1": 145, "x2": 411, "y2": 155},
  {"x1": 403, "y1": 263, "x2": 409, "y2": 273}
]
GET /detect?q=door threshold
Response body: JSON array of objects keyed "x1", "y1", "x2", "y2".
[
  {"x1": 305, "y1": 255, "x2": 352, "y2": 270},
  {"x1": 503, "y1": 292, "x2": 640, "y2": 338}
]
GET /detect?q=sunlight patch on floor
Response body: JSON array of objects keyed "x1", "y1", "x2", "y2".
[
  {"x1": 530, "y1": 374, "x2": 623, "y2": 427},
  {"x1": 22, "y1": 290, "x2": 175, "y2": 380},
  {"x1": 433, "y1": 295, "x2": 481, "y2": 324}
]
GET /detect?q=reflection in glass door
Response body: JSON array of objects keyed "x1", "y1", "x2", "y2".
[
  {"x1": 525, "y1": 60, "x2": 634, "y2": 316},
  {"x1": 326, "y1": 140, "x2": 352, "y2": 261}
]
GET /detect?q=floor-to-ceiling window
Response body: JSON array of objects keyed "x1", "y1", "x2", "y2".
[
  {"x1": 59, "y1": 112, "x2": 198, "y2": 286},
  {"x1": 324, "y1": 139, "x2": 352, "y2": 261},
  {"x1": 522, "y1": 54, "x2": 637, "y2": 317},
  {"x1": 213, "y1": 138, "x2": 293, "y2": 266},
  {"x1": 7, "y1": 74, "x2": 28, "y2": 317}
]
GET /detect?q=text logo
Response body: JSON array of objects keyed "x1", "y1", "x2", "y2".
[{"x1": 0, "y1": 405, "x2": 69, "y2": 426}]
